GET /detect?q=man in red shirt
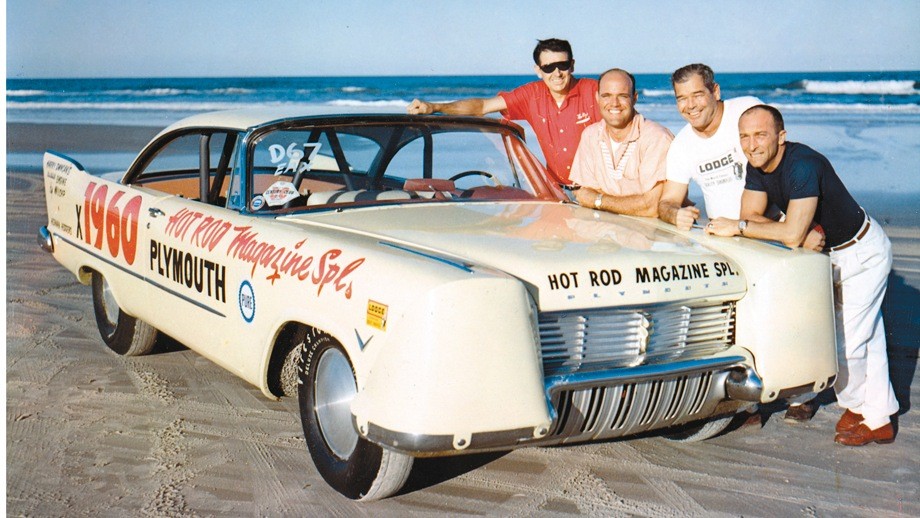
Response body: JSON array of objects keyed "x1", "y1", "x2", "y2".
[{"x1": 407, "y1": 38, "x2": 600, "y2": 186}]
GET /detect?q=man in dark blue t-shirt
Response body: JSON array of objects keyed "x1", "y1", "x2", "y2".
[{"x1": 706, "y1": 105, "x2": 898, "y2": 446}]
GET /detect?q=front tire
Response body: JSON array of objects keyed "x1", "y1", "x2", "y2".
[
  {"x1": 91, "y1": 271, "x2": 157, "y2": 356},
  {"x1": 298, "y1": 330, "x2": 412, "y2": 500}
]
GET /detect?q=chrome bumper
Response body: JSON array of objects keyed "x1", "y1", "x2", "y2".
[
  {"x1": 38, "y1": 226, "x2": 54, "y2": 253},
  {"x1": 362, "y1": 355, "x2": 763, "y2": 456}
]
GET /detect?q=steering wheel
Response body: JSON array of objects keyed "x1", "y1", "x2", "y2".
[{"x1": 449, "y1": 170, "x2": 494, "y2": 182}]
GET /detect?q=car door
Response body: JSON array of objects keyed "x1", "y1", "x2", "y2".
[{"x1": 125, "y1": 129, "x2": 248, "y2": 359}]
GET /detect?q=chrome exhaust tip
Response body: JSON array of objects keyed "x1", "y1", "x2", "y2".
[{"x1": 725, "y1": 367, "x2": 763, "y2": 402}]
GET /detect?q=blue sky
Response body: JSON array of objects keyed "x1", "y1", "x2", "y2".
[{"x1": 6, "y1": 0, "x2": 920, "y2": 78}]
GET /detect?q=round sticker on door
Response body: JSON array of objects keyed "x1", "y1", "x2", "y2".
[
  {"x1": 251, "y1": 195, "x2": 265, "y2": 211},
  {"x1": 238, "y1": 280, "x2": 256, "y2": 323}
]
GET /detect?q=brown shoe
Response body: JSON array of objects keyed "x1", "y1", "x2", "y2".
[
  {"x1": 783, "y1": 401, "x2": 818, "y2": 423},
  {"x1": 835, "y1": 409, "x2": 863, "y2": 433},
  {"x1": 834, "y1": 423, "x2": 894, "y2": 446}
]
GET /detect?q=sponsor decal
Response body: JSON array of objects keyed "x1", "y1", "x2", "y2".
[
  {"x1": 45, "y1": 160, "x2": 71, "y2": 198},
  {"x1": 165, "y1": 208, "x2": 232, "y2": 251},
  {"x1": 226, "y1": 228, "x2": 363, "y2": 298},
  {"x1": 238, "y1": 280, "x2": 255, "y2": 323},
  {"x1": 161, "y1": 208, "x2": 364, "y2": 299},
  {"x1": 251, "y1": 195, "x2": 265, "y2": 211},
  {"x1": 81, "y1": 181, "x2": 143, "y2": 265},
  {"x1": 149, "y1": 239, "x2": 227, "y2": 303},
  {"x1": 547, "y1": 261, "x2": 739, "y2": 291},
  {"x1": 366, "y1": 300, "x2": 388, "y2": 331},
  {"x1": 44, "y1": 157, "x2": 74, "y2": 197},
  {"x1": 49, "y1": 217, "x2": 73, "y2": 236},
  {"x1": 263, "y1": 181, "x2": 299, "y2": 206}
]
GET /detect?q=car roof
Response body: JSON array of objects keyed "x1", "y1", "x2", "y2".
[{"x1": 158, "y1": 108, "x2": 524, "y2": 137}]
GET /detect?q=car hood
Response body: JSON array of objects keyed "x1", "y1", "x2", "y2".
[{"x1": 284, "y1": 202, "x2": 746, "y2": 310}]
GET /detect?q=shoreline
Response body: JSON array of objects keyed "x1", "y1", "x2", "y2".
[{"x1": 9, "y1": 120, "x2": 920, "y2": 227}]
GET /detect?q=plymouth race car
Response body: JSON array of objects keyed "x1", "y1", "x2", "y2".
[{"x1": 39, "y1": 110, "x2": 837, "y2": 501}]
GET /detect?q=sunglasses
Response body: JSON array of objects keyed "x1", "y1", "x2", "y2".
[{"x1": 539, "y1": 60, "x2": 573, "y2": 74}]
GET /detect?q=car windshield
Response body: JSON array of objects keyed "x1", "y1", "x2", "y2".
[{"x1": 238, "y1": 119, "x2": 562, "y2": 213}]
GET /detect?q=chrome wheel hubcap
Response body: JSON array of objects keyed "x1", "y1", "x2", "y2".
[
  {"x1": 101, "y1": 277, "x2": 119, "y2": 325},
  {"x1": 314, "y1": 348, "x2": 358, "y2": 458}
]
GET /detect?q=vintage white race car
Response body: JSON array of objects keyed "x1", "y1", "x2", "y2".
[{"x1": 40, "y1": 109, "x2": 837, "y2": 500}]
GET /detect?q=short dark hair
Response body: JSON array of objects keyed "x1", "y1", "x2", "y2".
[
  {"x1": 741, "y1": 104, "x2": 785, "y2": 131},
  {"x1": 533, "y1": 38, "x2": 573, "y2": 64},
  {"x1": 598, "y1": 68, "x2": 636, "y2": 96},
  {"x1": 671, "y1": 63, "x2": 716, "y2": 92}
]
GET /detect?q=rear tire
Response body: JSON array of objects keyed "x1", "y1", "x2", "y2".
[
  {"x1": 91, "y1": 271, "x2": 157, "y2": 356},
  {"x1": 663, "y1": 414, "x2": 735, "y2": 442},
  {"x1": 298, "y1": 330, "x2": 412, "y2": 500}
]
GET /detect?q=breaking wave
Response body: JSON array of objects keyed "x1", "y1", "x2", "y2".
[{"x1": 796, "y1": 79, "x2": 919, "y2": 96}]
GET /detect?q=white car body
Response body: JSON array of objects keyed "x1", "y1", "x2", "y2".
[{"x1": 40, "y1": 109, "x2": 837, "y2": 500}]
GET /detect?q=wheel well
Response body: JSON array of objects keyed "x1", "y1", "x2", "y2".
[{"x1": 266, "y1": 322, "x2": 312, "y2": 398}]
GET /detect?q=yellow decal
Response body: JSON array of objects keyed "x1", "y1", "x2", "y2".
[{"x1": 366, "y1": 300, "x2": 388, "y2": 331}]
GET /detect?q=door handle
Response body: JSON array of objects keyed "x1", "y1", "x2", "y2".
[{"x1": 149, "y1": 208, "x2": 165, "y2": 218}]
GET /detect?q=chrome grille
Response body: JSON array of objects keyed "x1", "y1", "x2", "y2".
[
  {"x1": 539, "y1": 301, "x2": 735, "y2": 377},
  {"x1": 548, "y1": 371, "x2": 719, "y2": 442}
]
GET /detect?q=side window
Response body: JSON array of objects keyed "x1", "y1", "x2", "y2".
[{"x1": 132, "y1": 132, "x2": 238, "y2": 204}]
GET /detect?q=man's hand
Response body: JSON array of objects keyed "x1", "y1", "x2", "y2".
[
  {"x1": 803, "y1": 227, "x2": 825, "y2": 251},
  {"x1": 674, "y1": 206, "x2": 701, "y2": 230},
  {"x1": 705, "y1": 217, "x2": 739, "y2": 237},
  {"x1": 574, "y1": 186, "x2": 597, "y2": 208},
  {"x1": 407, "y1": 99, "x2": 435, "y2": 115}
]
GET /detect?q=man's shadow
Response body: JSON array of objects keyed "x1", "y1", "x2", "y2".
[{"x1": 883, "y1": 272, "x2": 919, "y2": 415}]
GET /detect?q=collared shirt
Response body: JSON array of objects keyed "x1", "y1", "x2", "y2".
[
  {"x1": 569, "y1": 114, "x2": 673, "y2": 196},
  {"x1": 499, "y1": 77, "x2": 600, "y2": 184}
]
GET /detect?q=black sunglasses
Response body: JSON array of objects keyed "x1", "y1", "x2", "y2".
[{"x1": 539, "y1": 60, "x2": 573, "y2": 74}]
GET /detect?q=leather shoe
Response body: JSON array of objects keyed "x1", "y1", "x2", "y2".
[
  {"x1": 834, "y1": 423, "x2": 894, "y2": 446},
  {"x1": 835, "y1": 409, "x2": 863, "y2": 433},
  {"x1": 783, "y1": 401, "x2": 818, "y2": 423}
]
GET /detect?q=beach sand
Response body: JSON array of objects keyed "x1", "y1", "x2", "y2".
[{"x1": 6, "y1": 122, "x2": 919, "y2": 516}]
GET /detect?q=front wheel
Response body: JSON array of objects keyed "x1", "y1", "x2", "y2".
[
  {"x1": 91, "y1": 271, "x2": 157, "y2": 356},
  {"x1": 298, "y1": 330, "x2": 412, "y2": 500}
]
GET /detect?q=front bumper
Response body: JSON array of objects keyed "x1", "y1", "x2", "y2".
[{"x1": 361, "y1": 355, "x2": 766, "y2": 456}]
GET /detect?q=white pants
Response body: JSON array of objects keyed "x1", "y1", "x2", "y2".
[{"x1": 830, "y1": 216, "x2": 898, "y2": 429}]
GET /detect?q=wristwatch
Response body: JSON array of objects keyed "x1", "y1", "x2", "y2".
[
  {"x1": 594, "y1": 192, "x2": 604, "y2": 209},
  {"x1": 738, "y1": 219, "x2": 748, "y2": 235}
]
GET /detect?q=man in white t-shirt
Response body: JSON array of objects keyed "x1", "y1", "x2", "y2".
[
  {"x1": 658, "y1": 63, "x2": 760, "y2": 229},
  {"x1": 658, "y1": 63, "x2": 820, "y2": 424}
]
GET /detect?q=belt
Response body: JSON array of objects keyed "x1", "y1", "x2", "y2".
[{"x1": 830, "y1": 217, "x2": 870, "y2": 252}]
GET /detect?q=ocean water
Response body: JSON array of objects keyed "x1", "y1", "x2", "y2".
[
  {"x1": 8, "y1": 72, "x2": 920, "y2": 126},
  {"x1": 7, "y1": 71, "x2": 920, "y2": 212}
]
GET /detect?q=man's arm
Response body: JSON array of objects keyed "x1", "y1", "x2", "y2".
[
  {"x1": 575, "y1": 183, "x2": 664, "y2": 217},
  {"x1": 658, "y1": 180, "x2": 699, "y2": 230},
  {"x1": 407, "y1": 96, "x2": 507, "y2": 116},
  {"x1": 707, "y1": 192, "x2": 819, "y2": 248},
  {"x1": 740, "y1": 190, "x2": 825, "y2": 251}
]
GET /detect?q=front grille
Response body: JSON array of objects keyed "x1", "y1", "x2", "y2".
[
  {"x1": 538, "y1": 301, "x2": 735, "y2": 377},
  {"x1": 548, "y1": 371, "x2": 718, "y2": 442}
]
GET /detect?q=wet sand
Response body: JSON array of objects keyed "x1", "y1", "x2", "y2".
[{"x1": 6, "y1": 123, "x2": 920, "y2": 516}]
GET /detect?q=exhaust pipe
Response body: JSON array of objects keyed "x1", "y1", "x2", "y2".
[{"x1": 725, "y1": 367, "x2": 763, "y2": 402}]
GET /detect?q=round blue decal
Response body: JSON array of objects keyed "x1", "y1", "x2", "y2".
[{"x1": 238, "y1": 280, "x2": 256, "y2": 323}]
